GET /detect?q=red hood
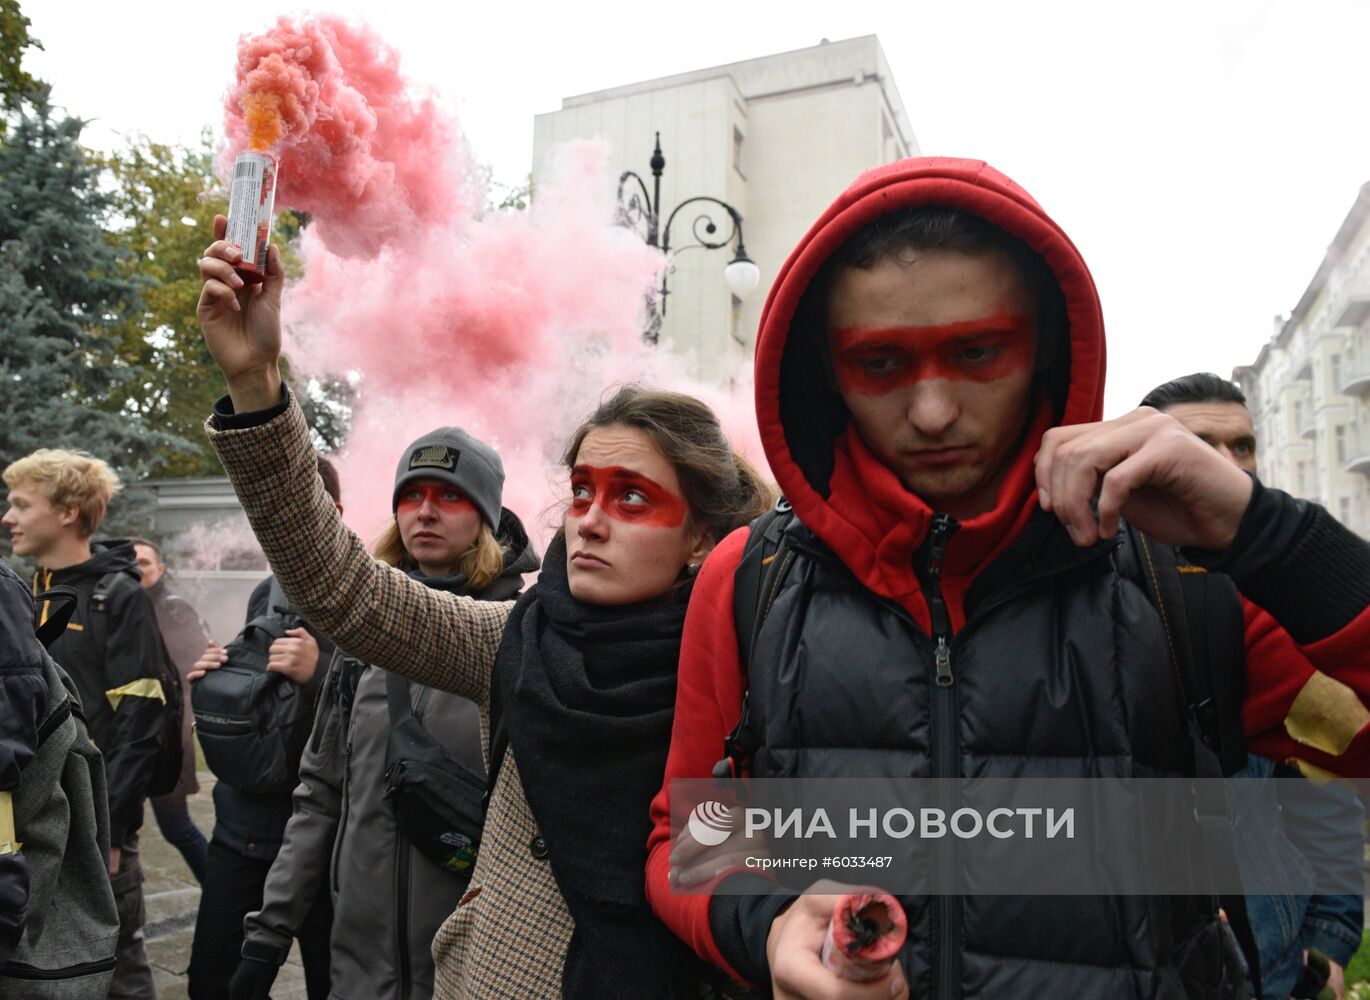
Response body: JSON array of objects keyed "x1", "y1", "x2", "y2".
[{"x1": 754, "y1": 157, "x2": 1106, "y2": 630}]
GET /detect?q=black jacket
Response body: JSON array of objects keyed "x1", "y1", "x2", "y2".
[
  {"x1": 210, "y1": 576, "x2": 334, "y2": 860},
  {"x1": 36, "y1": 541, "x2": 163, "y2": 846}
]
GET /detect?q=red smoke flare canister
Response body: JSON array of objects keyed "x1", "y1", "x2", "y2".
[
  {"x1": 225, "y1": 151, "x2": 277, "y2": 284},
  {"x1": 820, "y1": 892, "x2": 908, "y2": 982}
]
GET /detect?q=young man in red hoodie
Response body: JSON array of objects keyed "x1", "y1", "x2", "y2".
[{"x1": 645, "y1": 159, "x2": 1370, "y2": 999}]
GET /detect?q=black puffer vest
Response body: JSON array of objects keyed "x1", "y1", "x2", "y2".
[{"x1": 744, "y1": 509, "x2": 1230, "y2": 999}]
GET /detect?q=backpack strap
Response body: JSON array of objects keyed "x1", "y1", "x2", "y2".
[
  {"x1": 90, "y1": 571, "x2": 125, "y2": 609},
  {"x1": 266, "y1": 575, "x2": 290, "y2": 616},
  {"x1": 1125, "y1": 525, "x2": 1262, "y2": 997},
  {"x1": 32, "y1": 586, "x2": 78, "y2": 649},
  {"x1": 83, "y1": 570, "x2": 131, "y2": 668},
  {"x1": 385, "y1": 670, "x2": 413, "y2": 726},
  {"x1": 713, "y1": 498, "x2": 796, "y2": 780}
]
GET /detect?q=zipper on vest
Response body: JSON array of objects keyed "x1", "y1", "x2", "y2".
[
  {"x1": 927, "y1": 514, "x2": 956, "y2": 687},
  {"x1": 1, "y1": 956, "x2": 118, "y2": 980},
  {"x1": 924, "y1": 513, "x2": 962, "y2": 1000}
]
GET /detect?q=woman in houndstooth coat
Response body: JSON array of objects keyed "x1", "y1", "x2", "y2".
[{"x1": 198, "y1": 220, "x2": 769, "y2": 1000}]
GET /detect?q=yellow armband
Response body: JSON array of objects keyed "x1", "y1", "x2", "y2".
[
  {"x1": 0, "y1": 790, "x2": 20, "y2": 855},
  {"x1": 105, "y1": 678, "x2": 166, "y2": 712}
]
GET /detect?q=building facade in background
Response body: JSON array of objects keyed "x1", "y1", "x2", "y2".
[
  {"x1": 1234, "y1": 183, "x2": 1370, "y2": 538},
  {"x1": 533, "y1": 35, "x2": 917, "y2": 384},
  {"x1": 123, "y1": 477, "x2": 265, "y2": 644}
]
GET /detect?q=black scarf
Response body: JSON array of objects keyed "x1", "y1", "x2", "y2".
[{"x1": 491, "y1": 532, "x2": 708, "y2": 1000}]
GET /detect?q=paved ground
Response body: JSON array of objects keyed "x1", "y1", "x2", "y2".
[{"x1": 140, "y1": 773, "x2": 311, "y2": 1000}]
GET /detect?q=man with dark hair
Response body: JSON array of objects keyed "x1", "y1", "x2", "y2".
[
  {"x1": 645, "y1": 160, "x2": 1370, "y2": 999},
  {"x1": 1141, "y1": 372, "x2": 1257, "y2": 470},
  {"x1": 3, "y1": 450, "x2": 164, "y2": 998},
  {"x1": 132, "y1": 536, "x2": 212, "y2": 885},
  {"x1": 1144, "y1": 372, "x2": 1365, "y2": 1000},
  {"x1": 185, "y1": 455, "x2": 341, "y2": 1000},
  {"x1": 1141, "y1": 370, "x2": 1248, "y2": 411}
]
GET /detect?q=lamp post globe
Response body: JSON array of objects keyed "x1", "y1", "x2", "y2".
[
  {"x1": 723, "y1": 254, "x2": 761, "y2": 298},
  {"x1": 617, "y1": 134, "x2": 760, "y2": 342}
]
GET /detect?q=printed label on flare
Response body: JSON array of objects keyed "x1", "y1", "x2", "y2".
[{"x1": 226, "y1": 152, "x2": 277, "y2": 274}]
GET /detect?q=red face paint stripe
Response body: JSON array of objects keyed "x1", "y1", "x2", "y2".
[
  {"x1": 395, "y1": 482, "x2": 478, "y2": 516},
  {"x1": 569, "y1": 465, "x2": 687, "y2": 528},
  {"x1": 831, "y1": 314, "x2": 1035, "y2": 395}
]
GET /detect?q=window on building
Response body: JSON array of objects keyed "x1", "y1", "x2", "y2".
[
  {"x1": 731, "y1": 294, "x2": 744, "y2": 345},
  {"x1": 1332, "y1": 353, "x2": 1343, "y2": 392},
  {"x1": 1337, "y1": 424, "x2": 1347, "y2": 464},
  {"x1": 732, "y1": 126, "x2": 745, "y2": 179},
  {"x1": 1340, "y1": 497, "x2": 1351, "y2": 524}
]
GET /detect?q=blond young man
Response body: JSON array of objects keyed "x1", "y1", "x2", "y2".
[{"x1": 3, "y1": 449, "x2": 164, "y2": 999}]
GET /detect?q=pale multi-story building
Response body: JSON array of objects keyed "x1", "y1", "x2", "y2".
[
  {"x1": 1234, "y1": 182, "x2": 1370, "y2": 538},
  {"x1": 532, "y1": 36, "x2": 918, "y2": 384}
]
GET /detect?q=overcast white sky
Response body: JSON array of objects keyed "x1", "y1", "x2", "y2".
[{"x1": 25, "y1": 0, "x2": 1370, "y2": 418}]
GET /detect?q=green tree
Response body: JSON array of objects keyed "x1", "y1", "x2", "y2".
[
  {"x1": 0, "y1": 90, "x2": 193, "y2": 492},
  {"x1": 99, "y1": 134, "x2": 351, "y2": 474},
  {"x1": 0, "y1": 0, "x2": 40, "y2": 115},
  {"x1": 99, "y1": 132, "x2": 234, "y2": 476}
]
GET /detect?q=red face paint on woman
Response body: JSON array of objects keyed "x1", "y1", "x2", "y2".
[
  {"x1": 831, "y1": 314, "x2": 1035, "y2": 396},
  {"x1": 569, "y1": 465, "x2": 687, "y2": 528},
  {"x1": 395, "y1": 482, "x2": 477, "y2": 516}
]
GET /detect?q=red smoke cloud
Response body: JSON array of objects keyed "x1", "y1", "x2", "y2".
[
  {"x1": 221, "y1": 15, "x2": 764, "y2": 548},
  {"x1": 223, "y1": 15, "x2": 474, "y2": 257}
]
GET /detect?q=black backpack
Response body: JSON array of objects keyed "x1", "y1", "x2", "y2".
[
  {"x1": 190, "y1": 578, "x2": 315, "y2": 796},
  {"x1": 1, "y1": 582, "x2": 120, "y2": 996},
  {"x1": 90, "y1": 572, "x2": 184, "y2": 799},
  {"x1": 721, "y1": 501, "x2": 1261, "y2": 997}
]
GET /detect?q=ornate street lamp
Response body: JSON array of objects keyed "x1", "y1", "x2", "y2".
[{"x1": 617, "y1": 132, "x2": 761, "y2": 343}]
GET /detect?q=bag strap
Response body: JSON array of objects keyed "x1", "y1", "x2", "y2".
[
  {"x1": 266, "y1": 575, "x2": 290, "y2": 616},
  {"x1": 714, "y1": 499, "x2": 796, "y2": 780},
  {"x1": 32, "y1": 585, "x2": 78, "y2": 648},
  {"x1": 385, "y1": 670, "x2": 413, "y2": 726},
  {"x1": 86, "y1": 570, "x2": 125, "y2": 645},
  {"x1": 1127, "y1": 525, "x2": 1262, "y2": 997},
  {"x1": 242, "y1": 614, "x2": 293, "y2": 644},
  {"x1": 732, "y1": 499, "x2": 794, "y2": 669}
]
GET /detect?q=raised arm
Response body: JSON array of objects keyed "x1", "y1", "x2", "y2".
[{"x1": 197, "y1": 217, "x2": 511, "y2": 705}]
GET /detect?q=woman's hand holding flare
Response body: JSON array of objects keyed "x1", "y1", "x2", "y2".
[{"x1": 196, "y1": 214, "x2": 286, "y2": 413}]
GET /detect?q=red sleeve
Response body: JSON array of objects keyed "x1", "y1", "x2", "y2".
[
  {"x1": 646, "y1": 526, "x2": 750, "y2": 981},
  {"x1": 1242, "y1": 598, "x2": 1370, "y2": 775}
]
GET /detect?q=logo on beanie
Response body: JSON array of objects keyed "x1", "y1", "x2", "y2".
[
  {"x1": 410, "y1": 445, "x2": 457, "y2": 471},
  {"x1": 686, "y1": 800, "x2": 735, "y2": 847}
]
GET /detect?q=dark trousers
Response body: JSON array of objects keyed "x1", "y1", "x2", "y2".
[
  {"x1": 187, "y1": 838, "x2": 332, "y2": 1000},
  {"x1": 110, "y1": 834, "x2": 156, "y2": 1000},
  {"x1": 150, "y1": 792, "x2": 209, "y2": 885}
]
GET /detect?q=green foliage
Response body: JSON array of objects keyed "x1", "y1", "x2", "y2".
[
  {"x1": 0, "y1": 90, "x2": 193, "y2": 494},
  {"x1": 98, "y1": 131, "x2": 231, "y2": 476},
  {"x1": 0, "y1": 0, "x2": 40, "y2": 114},
  {"x1": 98, "y1": 132, "x2": 341, "y2": 474}
]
